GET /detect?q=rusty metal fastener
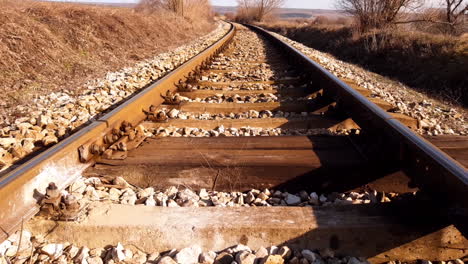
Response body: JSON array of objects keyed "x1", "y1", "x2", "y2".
[{"x1": 127, "y1": 131, "x2": 136, "y2": 141}]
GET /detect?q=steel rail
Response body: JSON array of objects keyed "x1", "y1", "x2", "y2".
[
  {"x1": 0, "y1": 23, "x2": 235, "y2": 242},
  {"x1": 247, "y1": 24, "x2": 468, "y2": 207}
]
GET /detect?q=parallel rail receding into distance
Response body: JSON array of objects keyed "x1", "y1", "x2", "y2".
[{"x1": 247, "y1": 25, "x2": 468, "y2": 206}]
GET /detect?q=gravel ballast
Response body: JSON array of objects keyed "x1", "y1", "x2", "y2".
[
  {"x1": 0, "y1": 22, "x2": 231, "y2": 171},
  {"x1": 64, "y1": 176, "x2": 409, "y2": 208},
  {"x1": 263, "y1": 30, "x2": 467, "y2": 136},
  {"x1": 0, "y1": 230, "x2": 369, "y2": 264},
  {"x1": 1, "y1": 229, "x2": 465, "y2": 264}
]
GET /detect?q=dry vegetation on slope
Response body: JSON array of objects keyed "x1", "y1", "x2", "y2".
[
  {"x1": 0, "y1": 0, "x2": 214, "y2": 109},
  {"x1": 257, "y1": 21, "x2": 468, "y2": 107}
]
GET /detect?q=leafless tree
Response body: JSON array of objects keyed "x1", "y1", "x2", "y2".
[
  {"x1": 138, "y1": 0, "x2": 184, "y2": 15},
  {"x1": 236, "y1": 0, "x2": 254, "y2": 22},
  {"x1": 138, "y1": 0, "x2": 213, "y2": 20},
  {"x1": 237, "y1": 0, "x2": 254, "y2": 10},
  {"x1": 444, "y1": 0, "x2": 467, "y2": 33},
  {"x1": 336, "y1": 0, "x2": 423, "y2": 31},
  {"x1": 236, "y1": 0, "x2": 284, "y2": 22},
  {"x1": 394, "y1": 0, "x2": 467, "y2": 34},
  {"x1": 255, "y1": 0, "x2": 285, "y2": 21}
]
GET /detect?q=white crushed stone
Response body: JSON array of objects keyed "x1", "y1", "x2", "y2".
[
  {"x1": 265, "y1": 30, "x2": 467, "y2": 136},
  {"x1": 66, "y1": 177, "x2": 407, "y2": 208},
  {"x1": 150, "y1": 109, "x2": 318, "y2": 121},
  {"x1": 3, "y1": 199, "x2": 459, "y2": 264},
  {"x1": 0, "y1": 230, "x2": 378, "y2": 264},
  {"x1": 0, "y1": 22, "x2": 231, "y2": 171},
  {"x1": 148, "y1": 126, "x2": 341, "y2": 138},
  {"x1": 160, "y1": 92, "x2": 313, "y2": 103}
]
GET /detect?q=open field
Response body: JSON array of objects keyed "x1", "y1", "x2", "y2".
[{"x1": 213, "y1": 6, "x2": 345, "y2": 20}]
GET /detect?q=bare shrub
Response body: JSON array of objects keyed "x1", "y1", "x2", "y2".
[
  {"x1": 236, "y1": 0, "x2": 284, "y2": 22},
  {"x1": 225, "y1": 12, "x2": 236, "y2": 21},
  {"x1": 336, "y1": 0, "x2": 424, "y2": 32},
  {"x1": 313, "y1": 15, "x2": 353, "y2": 26},
  {"x1": 185, "y1": 0, "x2": 213, "y2": 21},
  {"x1": 336, "y1": 17, "x2": 353, "y2": 25},
  {"x1": 396, "y1": 1, "x2": 467, "y2": 35},
  {"x1": 411, "y1": 8, "x2": 450, "y2": 34},
  {"x1": 138, "y1": 0, "x2": 212, "y2": 21},
  {"x1": 444, "y1": 0, "x2": 467, "y2": 34},
  {"x1": 236, "y1": 0, "x2": 259, "y2": 22},
  {"x1": 138, "y1": 0, "x2": 181, "y2": 13},
  {"x1": 255, "y1": 0, "x2": 285, "y2": 21},
  {"x1": 313, "y1": 16, "x2": 331, "y2": 25}
]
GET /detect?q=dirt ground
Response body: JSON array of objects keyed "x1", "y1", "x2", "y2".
[{"x1": 0, "y1": 1, "x2": 214, "y2": 111}]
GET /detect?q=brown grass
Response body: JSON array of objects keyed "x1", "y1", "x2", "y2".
[
  {"x1": 0, "y1": 0, "x2": 214, "y2": 109},
  {"x1": 258, "y1": 20, "x2": 468, "y2": 106},
  {"x1": 137, "y1": 0, "x2": 213, "y2": 22}
]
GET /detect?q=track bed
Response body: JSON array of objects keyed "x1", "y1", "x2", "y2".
[{"x1": 1, "y1": 24, "x2": 467, "y2": 264}]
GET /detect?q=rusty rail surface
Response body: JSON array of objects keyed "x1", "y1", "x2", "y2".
[
  {"x1": 247, "y1": 24, "x2": 468, "y2": 206},
  {"x1": 0, "y1": 23, "x2": 235, "y2": 242}
]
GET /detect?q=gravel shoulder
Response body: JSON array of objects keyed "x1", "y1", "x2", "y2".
[
  {"x1": 0, "y1": 230, "x2": 369, "y2": 264},
  {"x1": 65, "y1": 176, "x2": 406, "y2": 207},
  {"x1": 264, "y1": 30, "x2": 467, "y2": 136},
  {"x1": 0, "y1": 22, "x2": 230, "y2": 171}
]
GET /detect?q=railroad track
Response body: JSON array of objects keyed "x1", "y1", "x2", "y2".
[{"x1": 0, "y1": 23, "x2": 467, "y2": 264}]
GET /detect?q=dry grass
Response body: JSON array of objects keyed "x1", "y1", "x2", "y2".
[
  {"x1": 0, "y1": 0, "x2": 214, "y2": 109},
  {"x1": 258, "y1": 20, "x2": 468, "y2": 106},
  {"x1": 137, "y1": 0, "x2": 213, "y2": 22}
]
